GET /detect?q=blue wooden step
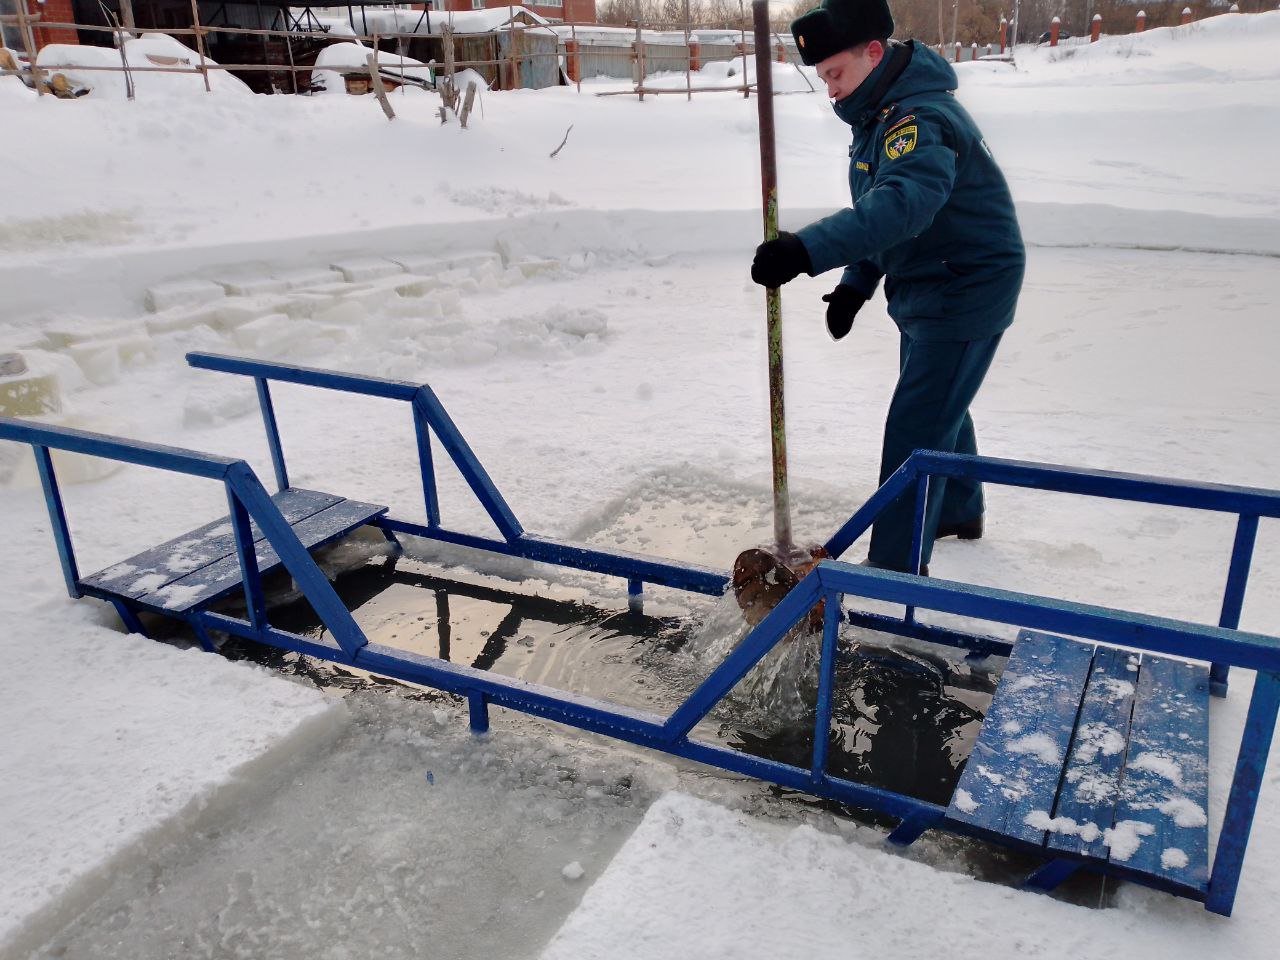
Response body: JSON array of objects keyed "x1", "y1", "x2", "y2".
[
  {"x1": 946, "y1": 629, "x2": 1094, "y2": 846},
  {"x1": 945, "y1": 629, "x2": 1210, "y2": 895},
  {"x1": 82, "y1": 488, "x2": 387, "y2": 615}
]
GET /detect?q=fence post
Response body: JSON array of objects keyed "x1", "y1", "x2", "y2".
[
  {"x1": 1090, "y1": 14, "x2": 1102, "y2": 42},
  {"x1": 189, "y1": 0, "x2": 212, "y2": 93},
  {"x1": 970, "y1": 41, "x2": 977, "y2": 61},
  {"x1": 634, "y1": 19, "x2": 644, "y2": 101},
  {"x1": 12, "y1": 0, "x2": 43, "y2": 96},
  {"x1": 999, "y1": 16, "x2": 1007, "y2": 54},
  {"x1": 775, "y1": 40, "x2": 784, "y2": 63},
  {"x1": 1050, "y1": 16, "x2": 1061, "y2": 47},
  {"x1": 1136, "y1": 10, "x2": 1146, "y2": 32},
  {"x1": 571, "y1": 23, "x2": 580, "y2": 93},
  {"x1": 688, "y1": 39, "x2": 701, "y2": 71},
  {"x1": 1182, "y1": 6, "x2": 1193, "y2": 25},
  {"x1": 986, "y1": 42, "x2": 993, "y2": 57}
]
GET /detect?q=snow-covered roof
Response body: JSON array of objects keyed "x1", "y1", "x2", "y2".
[
  {"x1": 34, "y1": 33, "x2": 251, "y2": 99},
  {"x1": 309, "y1": 7, "x2": 554, "y2": 38}
]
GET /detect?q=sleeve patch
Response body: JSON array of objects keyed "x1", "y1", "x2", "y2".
[{"x1": 883, "y1": 125, "x2": 918, "y2": 160}]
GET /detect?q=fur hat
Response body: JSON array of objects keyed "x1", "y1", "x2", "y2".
[{"x1": 791, "y1": 0, "x2": 896, "y2": 67}]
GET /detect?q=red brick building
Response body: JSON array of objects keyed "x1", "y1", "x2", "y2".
[{"x1": 2, "y1": 0, "x2": 80, "y2": 49}]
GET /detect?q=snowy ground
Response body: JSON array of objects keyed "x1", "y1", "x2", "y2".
[{"x1": 2, "y1": 11, "x2": 1280, "y2": 959}]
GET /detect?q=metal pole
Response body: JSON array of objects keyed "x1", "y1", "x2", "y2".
[{"x1": 751, "y1": 0, "x2": 791, "y2": 551}]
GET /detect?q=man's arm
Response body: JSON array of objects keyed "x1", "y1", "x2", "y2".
[
  {"x1": 796, "y1": 115, "x2": 958, "y2": 276},
  {"x1": 839, "y1": 260, "x2": 884, "y2": 299}
]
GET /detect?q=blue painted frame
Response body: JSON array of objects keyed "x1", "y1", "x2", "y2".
[{"x1": 4, "y1": 353, "x2": 1279, "y2": 917}]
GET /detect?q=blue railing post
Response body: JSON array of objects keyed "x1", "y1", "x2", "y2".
[
  {"x1": 413, "y1": 386, "x2": 523, "y2": 542},
  {"x1": 410, "y1": 397, "x2": 442, "y2": 528},
  {"x1": 225, "y1": 462, "x2": 369, "y2": 658},
  {"x1": 628, "y1": 578, "x2": 643, "y2": 614},
  {"x1": 254, "y1": 377, "x2": 290, "y2": 492},
  {"x1": 468, "y1": 692, "x2": 490, "y2": 733},
  {"x1": 1213, "y1": 515, "x2": 1259, "y2": 697},
  {"x1": 810, "y1": 590, "x2": 842, "y2": 782},
  {"x1": 226, "y1": 483, "x2": 268, "y2": 631},
  {"x1": 1206, "y1": 670, "x2": 1280, "y2": 916},
  {"x1": 32, "y1": 445, "x2": 82, "y2": 599},
  {"x1": 905, "y1": 474, "x2": 930, "y2": 623}
]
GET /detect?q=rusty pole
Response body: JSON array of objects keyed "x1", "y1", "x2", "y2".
[{"x1": 751, "y1": 0, "x2": 792, "y2": 552}]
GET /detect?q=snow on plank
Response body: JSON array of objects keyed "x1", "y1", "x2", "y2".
[
  {"x1": 81, "y1": 489, "x2": 341, "y2": 601},
  {"x1": 137, "y1": 496, "x2": 387, "y2": 613},
  {"x1": 1109, "y1": 653, "x2": 1210, "y2": 890},
  {"x1": 946, "y1": 630, "x2": 1093, "y2": 844},
  {"x1": 1046, "y1": 644, "x2": 1138, "y2": 859}
]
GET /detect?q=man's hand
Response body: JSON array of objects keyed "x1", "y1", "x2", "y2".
[
  {"x1": 821, "y1": 284, "x2": 866, "y2": 341},
  {"x1": 751, "y1": 232, "x2": 812, "y2": 288}
]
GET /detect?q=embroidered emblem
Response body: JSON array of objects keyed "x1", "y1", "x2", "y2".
[
  {"x1": 884, "y1": 125, "x2": 918, "y2": 160},
  {"x1": 855, "y1": 161, "x2": 870, "y2": 172}
]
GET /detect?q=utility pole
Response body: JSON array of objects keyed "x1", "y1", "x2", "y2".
[{"x1": 950, "y1": 0, "x2": 959, "y2": 50}]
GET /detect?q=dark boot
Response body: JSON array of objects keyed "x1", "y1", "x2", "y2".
[{"x1": 936, "y1": 515, "x2": 984, "y2": 541}]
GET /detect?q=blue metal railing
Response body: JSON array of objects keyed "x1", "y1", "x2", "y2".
[
  {"x1": 5, "y1": 354, "x2": 1280, "y2": 916},
  {"x1": 186, "y1": 352, "x2": 727, "y2": 597},
  {"x1": 823, "y1": 449, "x2": 1277, "y2": 696}
]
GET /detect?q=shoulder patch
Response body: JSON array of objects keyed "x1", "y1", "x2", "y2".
[
  {"x1": 855, "y1": 160, "x2": 871, "y2": 172},
  {"x1": 883, "y1": 125, "x2": 918, "y2": 160}
]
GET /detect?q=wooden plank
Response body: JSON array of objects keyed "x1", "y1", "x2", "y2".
[
  {"x1": 82, "y1": 489, "x2": 340, "y2": 600},
  {"x1": 946, "y1": 630, "x2": 1094, "y2": 845},
  {"x1": 1109, "y1": 653, "x2": 1210, "y2": 890},
  {"x1": 137, "y1": 497, "x2": 387, "y2": 613},
  {"x1": 1047, "y1": 644, "x2": 1139, "y2": 859}
]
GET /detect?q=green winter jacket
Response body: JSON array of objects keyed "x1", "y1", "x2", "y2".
[{"x1": 796, "y1": 41, "x2": 1025, "y2": 341}]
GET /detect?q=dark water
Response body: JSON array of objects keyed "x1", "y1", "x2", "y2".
[
  {"x1": 210, "y1": 551, "x2": 990, "y2": 818},
  {"x1": 181, "y1": 546, "x2": 1111, "y2": 907}
]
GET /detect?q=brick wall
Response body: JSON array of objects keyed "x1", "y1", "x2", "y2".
[{"x1": 31, "y1": 0, "x2": 80, "y2": 50}]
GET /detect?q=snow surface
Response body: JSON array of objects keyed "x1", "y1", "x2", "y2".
[
  {"x1": 540, "y1": 791, "x2": 1268, "y2": 960},
  {"x1": 1, "y1": 10, "x2": 1280, "y2": 959}
]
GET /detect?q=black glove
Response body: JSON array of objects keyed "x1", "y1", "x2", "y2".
[
  {"x1": 821, "y1": 284, "x2": 866, "y2": 341},
  {"x1": 751, "y1": 232, "x2": 812, "y2": 288}
]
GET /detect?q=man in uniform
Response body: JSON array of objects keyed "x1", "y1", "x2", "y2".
[{"x1": 751, "y1": 0, "x2": 1025, "y2": 574}]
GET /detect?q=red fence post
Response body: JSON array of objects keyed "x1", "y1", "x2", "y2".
[
  {"x1": 1091, "y1": 14, "x2": 1102, "y2": 43},
  {"x1": 1050, "y1": 17, "x2": 1061, "y2": 47},
  {"x1": 564, "y1": 39, "x2": 580, "y2": 83},
  {"x1": 1182, "y1": 6, "x2": 1193, "y2": 25},
  {"x1": 688, "y1": 40, "x2": 701, "y2": 72},
  {"x1": 953, "y1": 40, "x2": 961, "y2": 62},
  {"x1": 999, "y1": 17, "x2": 1007, "y2": 54},
  {"x1": 1137, "y1": 10, "x2": 1147, "y2": 32}
]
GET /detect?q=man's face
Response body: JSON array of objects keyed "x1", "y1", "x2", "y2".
[{"x1": 816, "y1": 41, "x2": 885, "y2": 101}]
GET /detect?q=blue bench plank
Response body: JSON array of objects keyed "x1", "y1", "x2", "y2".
[
  {"x1": 136, "y1": 497, "x2": 388, "y2": 613},
  {"x1": 1110, "y1": 654, "x2": 1210, "y2": 890},
  {"x1": 946, "y1": 629, "x2": 1095, "y2": 844},
  {"x1": 82, "y1": 488, "x2": 341, "y2": 600},
  {"x1": 1047, "y1": 644, "x2": 1139, "y2": 859}
]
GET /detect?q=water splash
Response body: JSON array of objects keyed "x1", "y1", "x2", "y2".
[{"x1": 674, "y1": 590, "x2": 826, "y2": 733}]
